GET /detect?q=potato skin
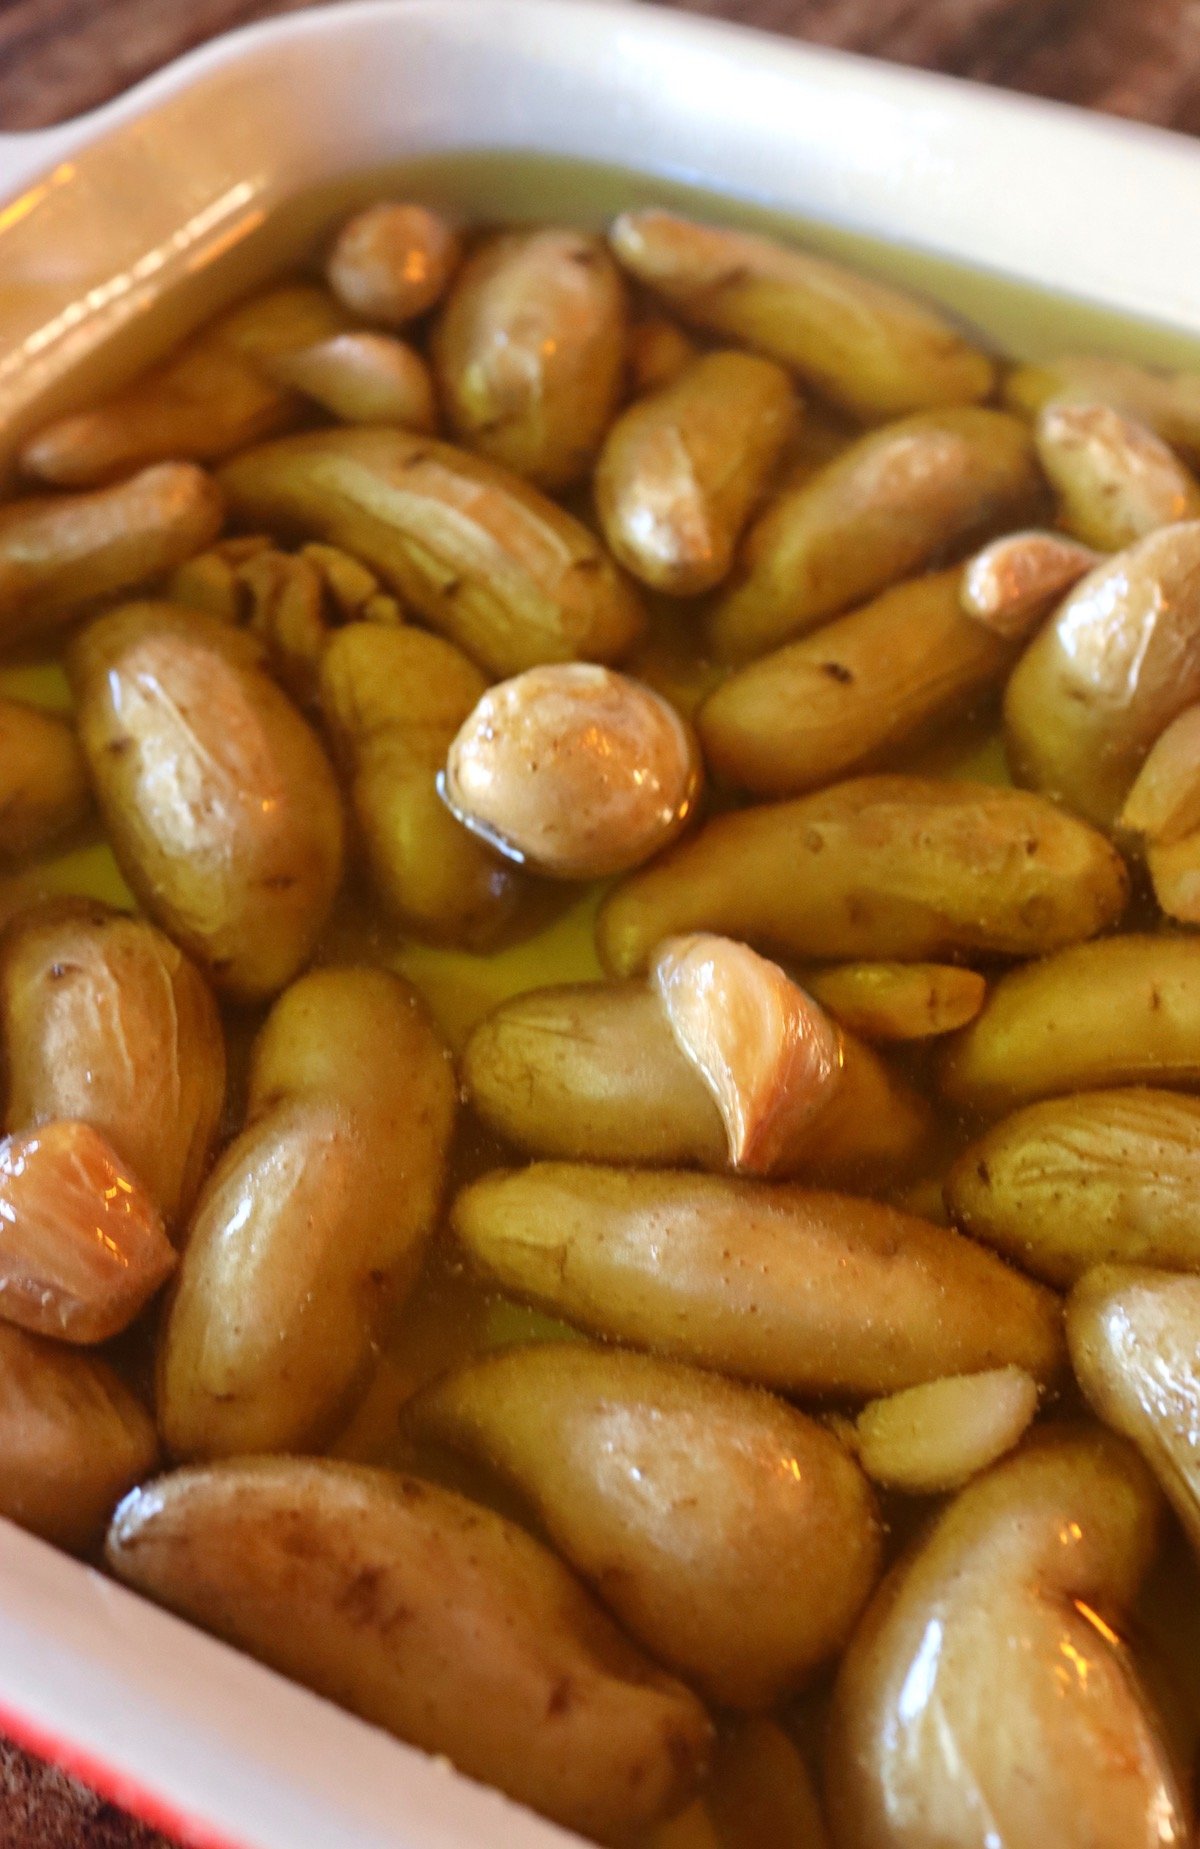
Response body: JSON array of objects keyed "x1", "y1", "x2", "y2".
[
  {"x1": 453, "y1": 1164, "x2": 1064, "y2": 1394},
  {"x1": 597, "y1": 776, "x2": 1128, "y2": 975},
  {"x1": 1069, "y1": 1264, "x2": 1200, "y2": 1557},
  {"x1": 70, "y1": 603, "x2": 345, "y2": 1000},
  {"x1": 946, "y1": 1088, "x2": 1200, "y2": 1285},
  {"x1": 0, "y1": 899, "x2": 225, "y2": 1226},
  {"x1": 411, "y1": 1342, "x2": 882, "y2": 1709},
  {"x1": 462, "y1": 979, "x2": 929, "y2": 1184},
  {"x1": 434, "y1": 228, "x2": 628, "y2": 490},
  {"x1": 595, "y1": 350, "x2": 797, "y2": 595},
  {"x1": 0, "y1": 1322, "x2": 156, "y2": 1553},
  {"x1": 220, "y1": 427, "x2": 644, "y2": 678},
  {"x1": 0, "y1": 699, "x2": 89, "y2": 858},
  {"x1": 609, "y1": 210, "x2": 994, "y2": 420},
  {"x1": 708, "y1": 408, "x2": 1039, "y2": 661},
  {"x1": 1004, "y1": 521, "x2": 1200, "y2": 826},
  {"x1": 158, "y1": 967, "x2": 455, "y2": 1460},
  {"x1": 939, "y1": 934, "x2": 1200, "y2": 1118},
  {"x1": 0, "y1": 465, "x2": 224, "y2": 647},
  {"x1": 106, "y1": 1457, "x2": 712, "y2": 1842},
  {"x1": 825, "y1": 1430, "x2": 1182, "y2": 1849},
  {"x1": 699, "y1": 569, "x2": 1014, "y2": 795},
  {"x1": 319, "y1": 623, "x2": 524, "y2": 947}
]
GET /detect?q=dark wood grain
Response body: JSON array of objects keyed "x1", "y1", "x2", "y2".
[{"x1": 1, "y1": 0, "x2": 1197, "y2": 1842}]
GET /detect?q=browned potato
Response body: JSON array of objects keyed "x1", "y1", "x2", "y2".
[
  {"x1": 1035, "y1": 401, "x2": 1200, "y2": 550},
  {"x1": 595, "y1": 351, "x2": 797, "y2": 595},
  {"x1": 319, "y1": 623, "x2": 526, "y2": 947},
  {"x1": 70, "y1": 603, "x2": 345, "y2": 1000},
  {"x1": 609, "y1": 210, "x2": 994, "y2": 419},
  {"x1": 0, "y1": 699, "x2": 89, "y2": 857},
  {"x1": 946, "y1": 1089, "x2": 1200, "y2": 1285},
  {"x1": 0, "y1": 1322, "x2": 156, "y2": 1552},
  {"x1": 597, "y1": 776, "x2": 1128, "y2": 975},
  {"x1": 1069, "y1": 1265, "x2": 1200, "y2": 1557},
  {"x1": 0, "y1": 1120, "x2": 173, "y2": 1344},
  {"x1": 18, "y1": 284, "x2": 348, "y2": 486},
  {"x1": 411, "y1": 1343, "x2": 882, "y2": 1708},
  {"x1": 453, "y1": 1164, "x2": 1064, "y2": 1394},
  {"x1": 434, "y1": 228, "x2": 628, "y2": 489},
  {"x1": 708, "y1": 409, "x2": 1039, "y2": 661},
  {"x1": 939, "y1": 935, "x2": 1200, "y2": 1117},
  {"x1": 158, "y1": 967, "x2": 455, "y2": 1459},
  {"x1": 1004, "y1": 520, "x2": 1200, "y2": 825},
  {"x1": 326, "y1": 203, "x2": 461, "y2": 326},
  {"x1": 804, "y1": 961, "x2": 986, "y2": 1042},
  {"x1": 106, "y1": 1457, "x2": 711, "y2": 1841},
  {"x1": 462, "y1": 977, "x2": 930, "y2": 1183},
  {"x1": 0, "y1": 464, "x2": 224, "y2": 648},
  {"x1": 698, "y1": 570, "x2": 1014, "y2": 795},
  {"x1": 1, "y1": 900, "x2": 224, "y2": 1225},
  {"x1": 220, "y1": 427, "x2": 644, "y2": 678},
  {"x1": 825, "y1": 1429, "x2": 1183, "y2": 1849}
]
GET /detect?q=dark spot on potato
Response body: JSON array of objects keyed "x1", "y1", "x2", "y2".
[
  {"x1": 546, "y1": 1676, "x2": 576, "y2": 1717},
  {"x1": 976, "y1": 1159, "x2": 991, "y2": 1185},
  {"x1": 820, "y1": 661, "x2": 854, "y2": 684}
]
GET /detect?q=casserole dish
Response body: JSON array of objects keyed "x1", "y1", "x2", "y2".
[{"x1": 3, "y1": 3, "x2": 1200, "y2": 1844}]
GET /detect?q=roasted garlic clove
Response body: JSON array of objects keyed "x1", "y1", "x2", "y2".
[
  {"x1": 326, "y1": 202, "x2": 461, "y2": 326},
  {"x1": 803, "y1": 960, "x2": 986, "y2": 1042},
  {"x1": 410, "y1": 1342, "x2": 882, "y2": 1709},
  {"x1": 442, "y1": 663, "x2": 701, "y2": 878},
  {"x1": 1069, "y1": 1264, "x2": 1200, "y2": 1559},
  {"x1": 106, "y1": 1456, "x2": 711, "y2": 1841},
  {"x1": 1120, "y1": 703, "x2": 1200, "y2": 843},
  {"x1": 854, "y1": 1367, "x2": 1039, "y2": 1495},
  {"x1": 960, "y1": 528, "x2": 1099, "y2": 639},
  {"x1": 826, "y1": 1429, "x2": 1186, "y2": 1849},
  {"x1": 1035, "y1": 400, "x2": 1200, "y2": 551},
  {"x1": 1007, "y1": 352, "x2": 1200, "y2": 462},
  {"x1": 0, "y1": 1120, "x2": 174, "y2": 1343},
  {"x1": 267, "y1": 331, "x2": 437, "y2": 431},
  {"x1": 651, "y1": 934, "x2": 843, "y2": 1174}
]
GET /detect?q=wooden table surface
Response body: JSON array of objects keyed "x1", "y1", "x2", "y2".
[{"x1": 1, "y1": 0, "x2": 1198, "y2": 1843}]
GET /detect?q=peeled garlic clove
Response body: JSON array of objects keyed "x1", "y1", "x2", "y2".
[
  {"x1": 961, "y1": 529, "x2": 1099, "y2": 640},
  {"x1": 0, "y1": 1120, "x2": 175, "y2": 1343},
  {"x1": 326, "y1": 202, "x2": 461, "y2": 326},
  {"x1": 268, "y1": 332, "x2": 436, "y2": 432},
  {"x1": 441, "y1": 663, "x2": 702, "y2": 878},
  {"x1": 1036, "y1": 400, "x2": 1200, "y2": 550},
  {"x1": 652, "y1": 933, "x2": 843, "y2": 1174},
  {"x1": 1120, "y1": 703, "x2": 1200, "y2": 843},
  {"x1": 854, "y1": 1366, "x2": 1039, "y2": 1494}
]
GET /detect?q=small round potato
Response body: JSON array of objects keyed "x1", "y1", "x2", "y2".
[
  {"x1": 0, "y1": 1322, "x2": 156, "y2": 1553},
  {"x1": 434, "y1": 227, "x2": 628, "y2": 489},
  {"x1": 442, "y1": 663, "x2": 702, "y2": 878},
  {"x1": 453, "y1": 1164, "x2": 1065, "y2": 1395},
  {"x1": 595, "y1": 350, "x2": 797, "y2": 595},
  {"x1": 826, "y1": 1430, "x2": 1182, "y2": 1849},
  {"x1": 0, "y1": 899, "x2": 225, "y2": 1225},
  {"x1": 106, "y1": 1457, "x2": 712, "y2": 1841},
  {"x1": 159, "y1": 967, "x2": 456, "y2": 1459},
  {"x1": 0, "y1": 699, "x2": 89, "y2": 858},
  {"x1": 327, "y1": 202, "x2": 461, "y2": 325},
  {"x1": 70, "y1": 603, "x2": 345, "y2": 1000},
  {"x1": 411, "y1": 1343, "x2": 882, "y2": 1709},
  {"x1": 1004, "y1": 520, "x2": 1200, "y2": 825}
]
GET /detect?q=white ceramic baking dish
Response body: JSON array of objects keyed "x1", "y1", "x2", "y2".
[{"x1": 3, "y1": 3, "x2": 1200, "y2": 1843}]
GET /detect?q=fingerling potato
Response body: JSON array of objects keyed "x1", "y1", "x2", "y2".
[{"x1": 0, "y1": 699, "x2": 89, "y2": 857}]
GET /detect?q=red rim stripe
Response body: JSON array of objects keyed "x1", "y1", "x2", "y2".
[{"x1": 0, "y1": 1693, "x2": 255, "y2": 1849}]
